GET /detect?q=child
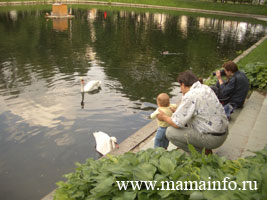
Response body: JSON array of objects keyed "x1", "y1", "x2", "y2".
[{"x1": 150, "y1": 93, "x2": 177, "y2": 149}]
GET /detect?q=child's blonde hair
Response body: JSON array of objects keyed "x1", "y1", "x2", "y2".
[{"x1": 157, "y1": 93, "x2": 170, "y2": 107}]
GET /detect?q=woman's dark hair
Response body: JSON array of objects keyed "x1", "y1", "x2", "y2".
[
  {"x1": 222, "y1": 61, "x2": 238, "y2": 73},
  {"x1": 177, "y1": 70, "x2": 199, "y2": 87}
]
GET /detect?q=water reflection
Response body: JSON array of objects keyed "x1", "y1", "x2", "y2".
[
  {"x1": 179, "y1": 15, "x2": 188, "y2": 37},
  {"x1": 9, "y1": 10, "x2": 18, "y2": 21},
  {"x1": 197, "y1": 17, "x2": 266, "y2": 43},
  {"x1": 52, "y1": 18, "x2": 68, "y2": 31},
  {"x1": 87, "y1": 8, "x2": 97, "y2": 20},
  {"x1": 153, "y1": 13, "x2": 167, "y2": 30},
  {"x1": 0, "y1": 7, "x2": 266, "y2": 200}
]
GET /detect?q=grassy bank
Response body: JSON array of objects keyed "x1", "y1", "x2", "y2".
[
  {"x1": 237, "y1": 39, "x2": 267, "y2": 67},
  {"x1": 102, "y1": 0, "x2": 267, "y2": 15},
  {"x1": 237, "y1": 38, "x2": 267, "y2": 90},
  {"x1": 0, "y1": 0, "x2": 267, "y2": 16}
]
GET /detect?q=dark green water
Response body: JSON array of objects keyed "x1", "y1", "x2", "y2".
[{"x1": 0, "y1": 5, "x2": 266, "y2": 200}]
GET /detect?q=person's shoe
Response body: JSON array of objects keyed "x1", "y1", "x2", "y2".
[{"x1": 205, "y1": 149, "x2": 213, "y2": 155}]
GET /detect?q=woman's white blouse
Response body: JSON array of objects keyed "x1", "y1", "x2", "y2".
[{"x1": 171, "y1": 81, "x2": 229, "y2": 133}]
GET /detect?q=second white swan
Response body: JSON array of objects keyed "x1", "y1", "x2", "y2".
[{"x1": 93, "y1": 131, "x2": 119, "y2": 155}]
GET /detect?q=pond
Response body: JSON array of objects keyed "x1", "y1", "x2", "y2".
[{"x1": 0, "y1": 4, "x2": 266, "y2": 200}]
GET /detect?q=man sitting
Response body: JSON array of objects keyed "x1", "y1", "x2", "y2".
[{"x1": 215, "y1": 61, "x2": 249, "y2": 119}]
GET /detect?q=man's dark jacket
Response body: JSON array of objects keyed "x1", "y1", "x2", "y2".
[{"x1": 217, "y1": 71, "x2": 249, "y2": 108}]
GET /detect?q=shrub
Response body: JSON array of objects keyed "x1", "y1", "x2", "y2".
[
  {"x1": 241, "y1": 62, "x2": 267, "y2": 90},
  {"x1": 54, "y1": 145, "x2": 267, "y2": 200}
]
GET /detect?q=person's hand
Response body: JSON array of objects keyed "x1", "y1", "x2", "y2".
[
  {"x1": 157, "y1": 109, "x2": 179, "y2": 128},
  {"x1": 157, "y1": 109, "x2": 166, "y2": 121},
  {"x1": 170, "y1": 106, "x2": 176, "y2": 113},
  {"x1": 216, "y1": 70, "x2": 225, "y2": 85},
  {"x1": 216, "y1": 70, "x2": 221, "y2": 80}
]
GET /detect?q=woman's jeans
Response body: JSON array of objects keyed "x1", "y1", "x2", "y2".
[{"x1": 154, "y1": 127, "x2": 169, "y2": 149}]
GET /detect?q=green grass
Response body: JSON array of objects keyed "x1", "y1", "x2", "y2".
[
  {"x1": 237, "y1": 38, "x2": 267, "y2": 91},
  {"x1": 0, "y1": 4, "x2": 51, "y2": 12},
  {"x1": 238, "y1": 38, "x2": 267, "y2": 67},
  {"x1": 1, "y1": 0, "x2": 267, "y2": 16},
  {"x1": 105, "y1": 0, "x2": 267, "y2": 15}
]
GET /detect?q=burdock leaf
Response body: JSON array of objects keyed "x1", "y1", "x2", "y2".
[
  {"x1": 158, "y1": 157, "x2": 176, "y2": 175},
  {"x1": 90, "y1": 176, "x2": 114, "y2": 196},
  {"x1": 112, "y1": 191, "x2": 137, "y2": 200},
  {"x1": 189, "y1": 191, "x2": 204, "y2": 200},
  {"x1": 133, "y1": 163, "x2": 157, "y2": 180}
]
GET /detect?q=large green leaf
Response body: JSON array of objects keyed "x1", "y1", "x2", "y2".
[
  {"x1": 106, "y1": 163, "x2": 134, "y2": 179},
  {"x1": 112, "y1": 191, "x2": 136, "y2": 200},
  {"x1": 189, "y1": 191, "x2": 204, "y2": 200},
  {"x1": 137, "y1": 191, "x2": 151, "y2": 200},
  {"x1": 170, "y1": 166, "x2": 184, "y2": 180},
  {"x1": 137, "y1": 150, "x2": 151, "y2": 163},
  {"x1": 132, "y1": 163, "x2": 157, "y2": 181},
  {"x1": 90, "y1": 176, "x2": 114, "y2": 197},
  {"x1": 158, "y1": 156, "x2": 176, "y2": 176},
  {"x1": 157, "y1": 188, "x2": 176, "y2": 199},
  {"x1": 199, "y1": 165, "x2": 212, "y2": 182},
  {"x1": 122, "y1": 152, "x2": 139, "y2": 166},
  {"x1": 203, "y1": 190, "x2": 232, "y2": 200}
]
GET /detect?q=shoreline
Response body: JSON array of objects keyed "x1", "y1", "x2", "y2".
[{"x1": 0, "y1": 1, "x2": 267, "y2": 21}]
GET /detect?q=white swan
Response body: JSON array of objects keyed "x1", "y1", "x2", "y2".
[
  {"x1": 80, "y1": 78, "x2": 101, "y2": 93},
  {"x1": 93, "y1": 131, "x2": 119, "y2": 155}
]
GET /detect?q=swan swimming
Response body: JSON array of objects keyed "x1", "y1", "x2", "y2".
[
  {"x1": 80, "y1": 78, "x2": 101, "y2": 93},
  {"x1": 93, "y1": 131, "x2": 119, "y2": 155}
]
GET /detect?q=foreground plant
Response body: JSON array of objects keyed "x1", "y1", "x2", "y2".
[
  {"x1": 241, "y1": 62, "x2": 267, "y2": 90},
  {"x1": 54, "y1": 145, "x2": 267, "y2": 200}
]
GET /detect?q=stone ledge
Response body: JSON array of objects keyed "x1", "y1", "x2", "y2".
[
  {"x1": 214, "y1": 91, "x2": 266, "y2": 160},
  {"x1": 109, "y1": 119, "x2": 157, "y2": 155}
]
